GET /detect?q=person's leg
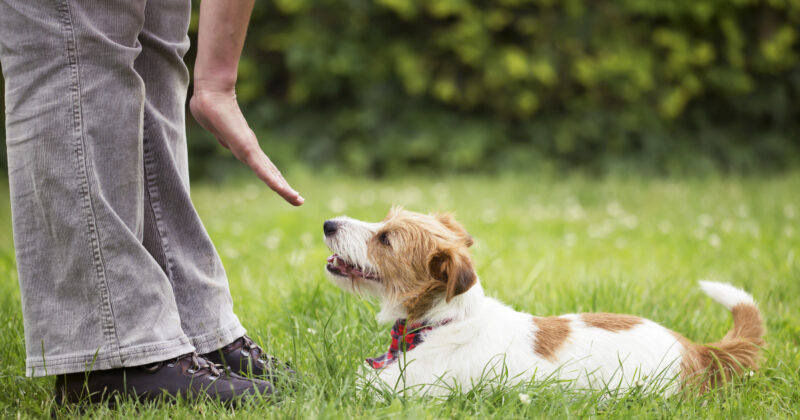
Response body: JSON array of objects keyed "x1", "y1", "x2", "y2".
[
  {"x1": 132, "y1": 0, "x2": 245, "y2": 354},
  {"x1": 0, "y1": 0, "x2": 194, "y2": 377}
]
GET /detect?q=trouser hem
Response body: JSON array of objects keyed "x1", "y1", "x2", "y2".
[
  {"x1": 25, "y1": 336, "x2": 195, "y2": 378},
  {"x1": 187, "y1": 320, "x2": 247, "y2": 355}
]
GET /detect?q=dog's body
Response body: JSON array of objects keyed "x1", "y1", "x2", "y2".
[{"x1": 323, "y1": 209, "x2": 764, "y2": 396}]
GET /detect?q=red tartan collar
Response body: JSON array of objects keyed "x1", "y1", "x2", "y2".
[{"x1": 366, "y1": 318, "x2": 451, "y2": 369}]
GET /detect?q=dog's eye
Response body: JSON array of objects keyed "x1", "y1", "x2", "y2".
[{"x1": 378, "y1": 232, "x2": 391, "y2": 247}]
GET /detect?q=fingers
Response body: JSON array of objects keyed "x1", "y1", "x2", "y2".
[
  {"x1": 191, "y1": 91, "x2": 303, "y2": 206},
  {"x1": 246, "y1": 149, "x2": 305, "y2": 206}
]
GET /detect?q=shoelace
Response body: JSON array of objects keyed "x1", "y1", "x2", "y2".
[
  {"x1": 240, "y1": 336, "x2": 269, "y2": 367},
  {"x1": 168, "y1": 352, "x2": 223, "y2": 378}
]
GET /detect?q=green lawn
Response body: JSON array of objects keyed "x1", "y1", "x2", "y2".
[{"x1": 1, "y1": 172, "x2": 799, "y2": 418}]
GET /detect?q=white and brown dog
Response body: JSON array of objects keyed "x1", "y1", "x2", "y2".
[{"x1": 322, "y1": 208, "x2": 764, "y2": 396}]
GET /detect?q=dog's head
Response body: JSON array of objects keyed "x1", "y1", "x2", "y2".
[{"x1": 323, "y1": 207, "x2": 476, "y2": 320}]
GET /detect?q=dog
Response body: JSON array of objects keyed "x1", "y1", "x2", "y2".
[{"x1": 322, "y1": 207, "x2": 765, "y2": 396}]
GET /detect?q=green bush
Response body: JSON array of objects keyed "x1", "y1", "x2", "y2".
[
  {"x1": 222, "y1": 0, "x2": 800, "y2": 172},
  {"x1": 3, "y1": 1, "x2": 800, "y2": 176},
  {"x1": 183, "y1": 0, "x2": 797, "y2": 176},
  {"x1": 1, "y1": 81, "x2": 4, "y2": 171}
]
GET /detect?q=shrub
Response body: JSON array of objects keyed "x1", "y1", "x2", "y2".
[
  {"x1": 3, "y1": 0, "x2": 800, "y2": 176},
  {"x1": 184, "y1": 0, "x2": 800, "y2": 176}
]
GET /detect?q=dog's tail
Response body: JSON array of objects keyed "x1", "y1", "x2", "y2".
[{"x1": 678, "y1": 281, "x2": 765, "y2": 391}]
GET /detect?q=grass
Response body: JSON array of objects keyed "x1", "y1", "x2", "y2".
[{"x1": 1, "y1": 171, "x2": 799, "y2": 418}]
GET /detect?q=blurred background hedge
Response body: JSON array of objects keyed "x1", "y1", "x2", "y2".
[{"x1": 3, "y1": 0, "x2": 800, "y2": 177}]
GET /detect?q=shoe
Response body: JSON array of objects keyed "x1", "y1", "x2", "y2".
[
  {"x1": 203, "y1": 335, "x2": 296, "y2": 383},
  {"x1": 54, "y1": 352, "x2": 272, "y2": 405}
]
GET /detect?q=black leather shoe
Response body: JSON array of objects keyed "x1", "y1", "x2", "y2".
[
  {"x1": 54, "y1": 353, "x2": 272, "y2": 405},
  {"x1": 204, "y1": 335, "x2": 296, "y2": 383}
]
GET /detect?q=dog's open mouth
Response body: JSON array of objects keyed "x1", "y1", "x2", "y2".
[{"x1": 326, "y1": 254, "x2": 379, "y2": 280}]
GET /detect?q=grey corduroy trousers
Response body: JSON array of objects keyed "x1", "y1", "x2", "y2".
[{"x1": 0, "y1": 0, "x2": 246, "y2": 377}]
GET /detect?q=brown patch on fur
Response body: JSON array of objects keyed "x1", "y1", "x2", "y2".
[
  {"x1": 674, "y1": 303, "x2": 765, "y2": 392},
  {"x1": 367, "y1": 208, "x2": 476, "y2": 321},
  {"x1": 532, "y1": 316, "x2": 572, "y2": 361},
  {"x1": 581, "y1": 313, "x2": 643, "y2": 332}
]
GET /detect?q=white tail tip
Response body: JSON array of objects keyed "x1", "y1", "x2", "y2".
[{"x1": 698, "y1": 280, "x2": 755, "y2": 310}]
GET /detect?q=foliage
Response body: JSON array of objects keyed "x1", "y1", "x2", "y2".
[
  {"x1": 2, "y1": 173, "x2": 800, "y2": 417},
  {"x1": 1, "y1": 81, "x2": 4, "y2": 170},
  {"x1": 2, "y1": 1, "x2": 800, "y2": 175},
  {"x1": 182, "y1": 0, "x2": 800, "y2": 177}
]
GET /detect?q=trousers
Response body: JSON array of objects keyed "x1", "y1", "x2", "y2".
[{"x1": 0, "y1": 0, "x2": 245, "y2": 377}]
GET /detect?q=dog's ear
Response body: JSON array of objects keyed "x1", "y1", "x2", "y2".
[
  {"x1": 386, "y1": 205, "x2": 405, "y2": 221},
  {"x1": 428, "y1": 248, "x2": 477, "y2": 302},
  {"x1": 435, "y1": 213, "x2": 473, "y2": 247}
]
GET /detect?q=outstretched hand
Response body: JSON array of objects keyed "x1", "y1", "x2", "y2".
[{"x1": 190, "y1": 89, "x2": 304, "y2": 206}]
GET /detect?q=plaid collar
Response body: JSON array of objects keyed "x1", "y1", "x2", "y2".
[{"x1": 366, "y1": 318, "x2": 450, "y2": 369}]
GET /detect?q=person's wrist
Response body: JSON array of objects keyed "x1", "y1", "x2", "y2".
[{"x1": 193, "y1": 73, "x2": 238, "y2": 96}]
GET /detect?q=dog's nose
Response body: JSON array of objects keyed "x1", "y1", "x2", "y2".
[{"x1": 323, "y1": 220, "x2": 339, "y2": 237}]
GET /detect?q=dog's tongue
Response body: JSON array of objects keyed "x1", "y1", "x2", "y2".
[
  {"x1": 326, "y1": 253, "x2": 377, "y2": 279},
  {"x1": 327, "y1": 254, "x2": 367, "y2": 276}
]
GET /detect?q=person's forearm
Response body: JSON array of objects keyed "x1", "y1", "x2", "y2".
[
  {"x1": 194, "y1": 0, "x2": 256, "y2": 92},
  {"x1": 189, "y1": 0, "x2": 303, "y2": 205}
]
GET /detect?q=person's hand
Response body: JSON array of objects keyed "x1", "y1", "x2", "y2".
[
  {"x1": 191, "y1": 0, "x2": 301, "y2": 205},
  {"x1": 190, "y1": 88, "x2": 304, "y2": 206}
]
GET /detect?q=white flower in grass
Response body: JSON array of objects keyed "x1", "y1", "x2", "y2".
[
  {"x1": 482, "y1": 208, "x2": 497, "y2": 224},
  {"x1": 329, "y1": 197, "x2": 347, "y2": 213},
  {"x1": 307, "y1": 328, "x2": 317, "y2": 335},
  {"x1": 658, "y1": 220, "x2": 671, "y2": 234},
  {"x1": 263, "y1": 233, "x2": 281, "y2": 251},
  {"x1": 518, "y1": 393, "x2": 531, "y2": 405},
  {"x1": 698, "y1": 214, "x2": 714, "y2": 229},
  {"x1": 746, "y1": 222, "x2": 760, "y2": 239},
  {"x1": 529, "y1": 203, "x2": 546, "y2": 220},
  {"x1": 606, "y1": 202, "x2": 624, "y2": 217},
  {"x1": 392, "y1": 187, "x2": 422, "y2": 206},
  {"x1": 785, "y1": 204, "x2": 797, "y2": 220},
  {"x1": 748, "y1": 370, "x2": 755, "y2": 377},
  {"x1": 620, "y1": 214, "x2": 638, "y2": 229},
  {"x1": 288, "y1": 250, "x2": 306, "y2": 267},
  {"x1": 737, "y1": 204, "x2": 750, "y2": 219},
  {"x1": 635, "y1": 379, "x2": 645, "y2": 387},
  {"x1": 301, "y1": 232, "x2": 313, "y2": 247},
  {"x1": 709, "y1": 234, "x2": 721, "y2": 248},
  {"x1": 588, "y1": 221, "x2": 614, "y2": 238},
  {"x1": 565, "y1": 204, "x2": 585, "y2": 221},
  {"x1": 224, "y1": 247, "x2": 240, "y2": 259},
  {"x1": 721, "y1": 219, "x2": 734, "y2": 233}
]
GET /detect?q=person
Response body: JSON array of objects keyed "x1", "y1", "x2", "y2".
[{"x1": 0, "y1": 0, "x2": 302, "y2": 404}]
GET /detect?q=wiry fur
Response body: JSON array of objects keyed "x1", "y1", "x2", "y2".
[{"x1": 322, "y1": 208, "x2": 766, "y2": 396}]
